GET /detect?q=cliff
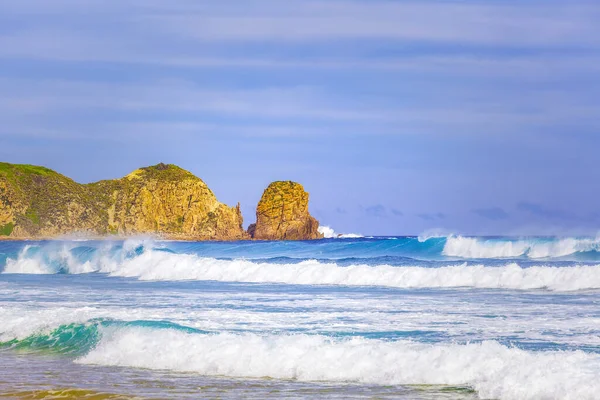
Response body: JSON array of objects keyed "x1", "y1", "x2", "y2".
[
  {"x1": 0, "y1": 162, "x2": 247, "y2": 240},
  {"x1": 248, "y1": 181, "x2": 322, "y2": 240}
]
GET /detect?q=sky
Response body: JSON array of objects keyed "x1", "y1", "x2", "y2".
[{"x1": 1, "y1": 0, "x2": 599, "y2": 236}]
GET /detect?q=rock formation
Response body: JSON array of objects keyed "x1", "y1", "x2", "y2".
[
  {"x1": 0, "y1": 162, "x2": 247, "y2": 240},
  {"x1": 248, "y1": 181, "x2": 322, "y2": 240}
]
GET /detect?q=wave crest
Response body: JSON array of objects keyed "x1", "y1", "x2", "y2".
[
  {"x1": 77, "y1": 327, "x2": 600, "y2": 400},
  {"x1": 318, "y1": 226, "x2": 363, "y2": 239},
  {"x1": 4, "y1": 242, "x2": 600, "y2": 291},
  {"x1": 5, "y1": 319, "x2": 600, "y2": 400},
  {"x1": 443, "y1": 235, "x2": 600, "y2": 259}
]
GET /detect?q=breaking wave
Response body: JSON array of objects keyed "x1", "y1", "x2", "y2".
[
  {"x1": 0, "y1": 319, "x2": 204, "y2": 356},
  {"x1": 2, "y1": 318, "x2": 598, "y2": 400},
  {"x1": 317, "y1": 226, "x2": 363, "y2": 239},
  {"x1": 442, "y1": 235, "x2": 600, "y2": 259},
  {"x1": 418, "y1": 228, "x2": 453, "y2": 242},
  {"x1": 79, "y1": 328, "x2": 600, "y2": 400},
  {"x1": 3, "y1": 241, "x2": 600, "y2": 291}
]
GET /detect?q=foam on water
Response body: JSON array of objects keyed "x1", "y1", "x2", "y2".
[
  {"x1": 105, "y1": 254, "x2": 600, "y2": 291},
  {"x1": 318, "y1": 226, "x2": 363, "y2": 239},
  {"x1": 4, "y1": 245, "x2": 600, "y2": 291},
  {"x1": 443, "y1": 235, "x2": 600, "y2": 259},
  {"x1": 77, "y1": 327, "x2": 600, "y2": 400},
  {"x1": 4, "y1": 235, "x2": 600, "y2": 280},
  {"x1": 2, "y1": 233, "x2": 600, "y2": 400}
]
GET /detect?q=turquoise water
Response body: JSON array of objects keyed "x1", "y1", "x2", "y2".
[{"x1": 1, "y1": 236, "x2": 600, "y2": 399}]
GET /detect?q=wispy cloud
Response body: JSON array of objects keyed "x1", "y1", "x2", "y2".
[
  {"x1": 1, "y1": 1, "x2": 600, "y2": 68},
  {"x1": 139, "y1": 1, "x2": 600, "y2": 47},
  {"x1": 0, "y1": 78, "x2": 384, "y2": 122},
  {"x1": 0, "y1": 1, "x2": 598, "y2": 145},
  {"x1": 417, "y1": 212, "x2": 446, "y2": 221},
  {"x1": 516, "y1": 202, "x2": 575, "y2": 220},
  {"x1": 472, "y1": 207, "x2": 509, "y2": 220},
  {"x1": 2, "y1": 29, "x2": 600, "y2": 81},
  {"x1": 364, "y1": 204, "x2": 387, "y2": 218}
]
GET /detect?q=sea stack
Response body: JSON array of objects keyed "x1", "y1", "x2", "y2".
[{"x1": 248, "y1": 181, "x2": 323, "y2": 240}]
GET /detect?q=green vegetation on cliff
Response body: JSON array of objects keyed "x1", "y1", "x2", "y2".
[
  {"x1": 0, "y1": 162, "x2": 246, "y2": 240},
  {"x1": 0, "y1": 222, "x2": 14, "y2": 236},
  {"x1": 0, "y1": 162, "x2": 56, "y2": 179}
]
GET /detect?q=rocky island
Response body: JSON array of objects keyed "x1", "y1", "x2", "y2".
[
  {"x1": 248, "y1": 181, "x2": 322, "y2": 240},
  {"x1": 0, "y1": 162, "x2": 322, "y2": 241}
]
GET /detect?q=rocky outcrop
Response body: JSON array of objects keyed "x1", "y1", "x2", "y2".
[
  {"x1": 249, "y1": 181, "x2": 322, "y2": 240},
  {"x1": 0, "y1": 162, "x2": 247, "y2": 240}
]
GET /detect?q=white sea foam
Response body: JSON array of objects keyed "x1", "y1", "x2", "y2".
[
  {"x1": 3, "y1": 244, "x2": 101, "y2": 275},
  {"x1": 2, "y1": 245, "x2": 53, "y2": 274},
  {"x1": 78, "y1": 328, "x2": 600, "y2": 400},
  {"x1": 2, "y1": 238, "x2": 158, "y2": 275},
  {"x1": 318, "y1": 226, "x2": 363, "y2": 239},
  {"x1": 340, "y1": 233, "x2": 363, "y2": 238},
  {"x1": 443, "y1": 235, "x2": 600, "y2": 259},
  {"x1": 5, "y1": 246, "x2": 600, "y2": 291},
  {"x1": 105, "y1": 255, "x2": 600, "y2": 291},
  {"x1": 318, "y1": 226, "x2": 336, "y2": 238}
]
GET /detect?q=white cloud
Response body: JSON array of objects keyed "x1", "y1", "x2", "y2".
[
  {"x1": 1, "y1": 1, "x2": 599, "y2": 66},
  {"x1": 5, "y1": 1, "x2": 598, "y2": 46},
  {"x1": 0, "y1": 78, "x2": 387, "y2": 121},
  {"x1": 0, "y1": 0, "x2": 599, "y2": 144},
  {"x1": 87, "y1": 1, "x2": 598, "y2": 48}
]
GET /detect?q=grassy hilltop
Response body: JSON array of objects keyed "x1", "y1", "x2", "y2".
[{"x1": 0, "y1": 162, "x2": 246, "y2": 240}]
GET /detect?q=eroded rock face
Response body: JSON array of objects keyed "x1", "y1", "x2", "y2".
[
  {"x1": 249, "y1": 181, "x2": 322, "y2": 240},
  {"x1": 0, "y1": 162, "x2": 247, "y2": 240}
]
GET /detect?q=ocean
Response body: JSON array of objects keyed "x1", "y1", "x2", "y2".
[{"x1": 1, "y1": 235, "x2": 600, "y2": 399}]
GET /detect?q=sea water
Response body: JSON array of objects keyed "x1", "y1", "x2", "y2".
[{"x1": 1, "y1": 235, "x2": 600, "y2": 399}]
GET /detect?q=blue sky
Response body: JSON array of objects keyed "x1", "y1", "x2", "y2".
[{"x1": 1, "y1": 0, "x2": 599, "y2": 235}]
